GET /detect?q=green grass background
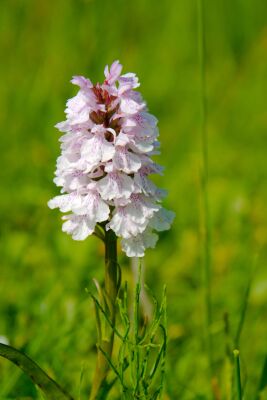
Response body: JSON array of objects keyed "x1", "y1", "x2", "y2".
[{"x1": 1, "y1": 0, "x2": 267, "y2": 398}]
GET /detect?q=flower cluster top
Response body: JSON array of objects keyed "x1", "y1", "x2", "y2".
[{"x1": 48, "y1": 61, "x2": 174, "y2": 257}]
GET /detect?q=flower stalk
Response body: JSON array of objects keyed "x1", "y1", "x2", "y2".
[{"x1": 90, "y1": 229, "x2": 119, "y2": 400}]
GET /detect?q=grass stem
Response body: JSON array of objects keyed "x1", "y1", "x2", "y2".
[
  {"x1": 197, "y1": 0, "x2": 213, "y2": 375},
  {"x1": 233, "y1": 350, "x2": 242, "y2": 400}
]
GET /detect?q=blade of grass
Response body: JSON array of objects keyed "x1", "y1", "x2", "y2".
[
  {"x1": 233, "y1": 350, "x2": 242, "y2": 400},
  {"x1": 234, "y1": 279, "x2": 251, "y2": 349},
  {"x1": 197, "y1": 0, "x2": 213, "y2": 373},
  {"x1": 0, "y1": 344, "x2": 74, "y2": 400},
  {"x1": 78, "y1": 362, "x2": 85, "y2": 400},
  {"x1": 90, "y1": 293, "x2": 124, "y2": 341},
  {"x1": 257, "y1": 355, "x2": 267, "y2": 399},
  {"x1": 234, "y1": 255, "x2": 258, "y2": 347},
  {"x1": 148, "y1": 325, "x2": 167, "y2": 383}
]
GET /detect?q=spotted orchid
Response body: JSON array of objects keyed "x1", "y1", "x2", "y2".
[{"x1": 48, "y1": 60, "x2": 174, "y2": 257}]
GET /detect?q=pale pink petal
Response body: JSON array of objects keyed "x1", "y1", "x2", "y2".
[
  {"x1": 107, "y1": 207, "x2": 147, "y2": 239},
  {"x1": 118, "y1": 73, "x2": 140, "y2": 94},
  {"x1": 121, "y1": 235, "x2": 145, "y2": 257},
  {"x1": 121, "y1": 229, "x2": 158, "y2": 257},
  {"x1": 97, "y1": 172, "x2": 134, "y2": 200},
  {"x1": 48, "y1": 193, "x2": 83, "y2": 213},
  {"x1": 94, "y1": 198, "x2": 110, "y2": 222},
  {"x1": 134, "y1": 172, "x2": 157, "y2": 195},
  {"x1": 113, "y1": 147, "x2": 142, "y2": 173},
  {"x1": 71, "y1": 76, "x2": 93, "y2": 89},
  {"x1": 74, "y1": 191, "x2": 109, "y2": 222},
  {"x1": 129, "y1": 137, "x2": 155, "y2": 153},
  {"x1": 120, "y1": 97, "x2": 145, "y2": 114},
  {"x1": 81, "y1": 132, "x2": 115, "y2": 172},
  {"x1": 104, "y1": 60, "x2": 122, "y2": 85},
  {"x1": 62, "y1": 215, "x2": 95, "y2": 240},
  {"x1": 125, "y1": 194, "x2": 159, "y2": 223},
  {"x1": 115, "y1": 132, "x2": 130, "y2": 147}
]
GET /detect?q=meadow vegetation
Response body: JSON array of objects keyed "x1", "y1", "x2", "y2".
[{"x1": 0, "y1": 0, "x2": 267, "y2": 398}]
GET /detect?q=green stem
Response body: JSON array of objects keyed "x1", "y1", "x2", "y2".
[
  {"x1": 197, "y1": 0, "x2": 213, "y2": 372},
  {"x1": 90, "y1": 229, "x2": 118, "y2": 400},
  {"x1": 233, "y1": 350, "x2": 242, "y2": 400},
  {"x1": 105, "y1": 229, "x2": 118, "y2": 326}
]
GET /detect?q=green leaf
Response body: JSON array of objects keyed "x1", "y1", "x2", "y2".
[
  {"x1": 0, "y1": 344, "x2": 74, "y2": 400},
  {"x1": 257, "y1": 355, "x2": 267, "y2": 399},
  {"x1": 233, "y1": 349, "x2": 242, "y2": 400}
]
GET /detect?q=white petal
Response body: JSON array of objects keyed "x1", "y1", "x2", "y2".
[
  {"x1": 107, "y1": 194, "x2": 159, "y2": 240},
  {"x1": 122, "y1": 117, "x2": 136, "y2": 129},
  {"x1": 71, "y1": 76, "x2": 93, "y2": 89},
  {"x1": 73, "y1": 192, "x2": 109, "y2": 222},
  {"x1": 149, "y1": 208, "x2": 175, "y2": 232},
  {"x1": 55, "y1": 120, "x2": 70, "y2": 132},
  {"x1": 54, "y1": 170, "x2": 90, "y2": 192},
  {"x1": 104, "y1": 60, "x2": 122, "y2": 85},
  {"x1": 135, "y1": 112, "x2": 158, "y2": 129},
  {"x1": 113, "y1": 147, "x2": 142, "y2": 173},
  {"x1": 81, "y1": 135, "x2": 115, "y2": 171},
  {"x1": 66, "y1": 93, "x2": 89, "y2": 125},
  {"x1": 101, "y1": 139, "x2": 116, "y2": 162},
  {"x1": 142, "y1": 229, "x2": 158, "y2": 249},
  {"x1": 80, "y1": 137, "x2": 101, "y2": 167},
  {"x1": 67, "y1": 172, "x2": 90, "y2": 191},
  {"x1": 115, "y1": 132, "x2": 130, "y2": 147},
  {"x1": 95, "y1": 198, "x2": 110, "y2": 222},
  {"x1": 125, "y1": 194, "x2": 160, "y2": 223},
  {"x1": 134, "y1": 173, "x2": 157, "y2": 196},
  {"x1": 118, "y1": 73, "x2": 140, "y2": 93},
  {"x1": 62, "y1": 215, "x2": 95, "y2": 240},
  {"x1": 107, "y1": 209, "x2": 129, "y2": 238},
  {"x1": 129, "y1": 139, "x2": 154, "y2": 154},
  {"x1": 121, "y1": 229, "x2": 158, "y2": 257},
  {"x1": 107, "y1": 208, "x2": 147, "y2": 239},
  {"x1": 48, "y1": 193, "x2": 83, "y2": 213},
  {"x1": 121, "y1": 236, "x2": 145, "y2": 257},
  {"x1": 97, "y1": 173, "x2": 134, "y2": 200},
  {"x1": 120, "y1": 98, "x2": 144, "y2": 115},
  {"x1": 66, "y1": 93, "x2": 85, "y2": 114}
]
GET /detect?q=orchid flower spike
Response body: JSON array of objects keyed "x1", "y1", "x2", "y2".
[{"x1": 48, "y1": 60, "x2": 175, "y2": 257}]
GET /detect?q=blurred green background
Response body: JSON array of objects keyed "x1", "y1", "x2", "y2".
[{"x1": 1, "y1": 0, "x2": 267, "y2": 398}]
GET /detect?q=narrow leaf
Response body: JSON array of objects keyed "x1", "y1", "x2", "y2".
[
  {"x1": 235, "y1": 255, "x2": 258, "y2": 347},
  {"x1": 257, "y1": 355, "x2": 267, "y2": 398},
  {"x1": 0, "y1": 344, "x2": 74, "y2": 400},
  {"x1": 233, "y1": 349, "x2": 242, "y2": 400}
]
